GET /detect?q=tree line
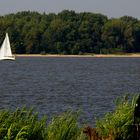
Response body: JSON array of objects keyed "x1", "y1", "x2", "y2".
[{"x1": 0, "y1": 10, "x2": 140, "y2": 54}]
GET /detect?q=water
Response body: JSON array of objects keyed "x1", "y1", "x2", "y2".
[{"x1": 0, "y1": 57, "x2": 140, "y2": 126}]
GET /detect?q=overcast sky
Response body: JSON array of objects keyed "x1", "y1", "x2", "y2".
[{"x1": 0, "y1": 0, "x2": 140, "y2": 19}]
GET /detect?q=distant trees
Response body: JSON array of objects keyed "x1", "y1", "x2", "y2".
[
  {"x1": 0, "y1": 10, "x2": 140, "y2": 54},
  {"x1": 101, "y1": 16, "x2": 140, "y2": 53}
]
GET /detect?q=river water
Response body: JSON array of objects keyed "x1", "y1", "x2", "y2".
[{"x1": 0, "y1": 57, "x2": 140, "y2": 126}]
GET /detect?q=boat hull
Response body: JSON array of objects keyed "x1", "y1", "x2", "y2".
[{"x1": 0, "y1": 56, "x2": 15, "y2": 60}]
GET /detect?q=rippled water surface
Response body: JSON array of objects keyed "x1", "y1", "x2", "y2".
[{"x1": 0, "y1": 57, "x2": 140, "y2": 125}]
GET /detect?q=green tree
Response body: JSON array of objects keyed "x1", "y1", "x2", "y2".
[{"x1": 102, "y1": 19, "x2": 126, "y2": 53}]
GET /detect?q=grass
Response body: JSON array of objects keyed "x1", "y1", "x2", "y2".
[
  {"x1": 96, "y1": 94, "x2": 139, "y2": 140},
  {"x1": 46, "y1": 110, "x2": 85, "y2": 140},
  {"x1": 0, "y1": 107, "x2": 85, "y2": 140},
  {"x1": 0, "y1": 94, "x2": 139, "y2": 140},
  {"x1": 0, "y1": 107, "x2": 47, "y2": 140}
]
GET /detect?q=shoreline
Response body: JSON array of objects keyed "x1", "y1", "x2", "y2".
[{"x1": 15, "y1": 54, "x2": 140, "y2": 58}]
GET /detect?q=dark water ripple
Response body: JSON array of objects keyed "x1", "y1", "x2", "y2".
[{"x1": 0, "y1": 57, "x2": 140, "y2": 126}]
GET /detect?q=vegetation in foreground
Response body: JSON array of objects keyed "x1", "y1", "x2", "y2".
[
  {"x1": 0, "y1": 94, "x2": 139, "y2": 140},
  {"x1": 96, "y1": 95, "x2": 139, "y2": 139},
  {"x1": 0, "y1": 107, "x2": 85, "y2": 140}
]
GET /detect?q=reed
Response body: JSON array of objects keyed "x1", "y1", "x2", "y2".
[
  {"x1": 0, "y1": 95, "x2": 138, "y2": 140},
  {"x1": 0, "y1": 107, "x2": 47, "y2": 140},
  {"x1": 0, "y1": 107, "x2": 85, "y2": 140},
  {"x1": 96, "y1": 94, "x2": 138, "y2": 140},
  {"x1": 46, "y1": 110, "x2": 85, "y2": 140}
]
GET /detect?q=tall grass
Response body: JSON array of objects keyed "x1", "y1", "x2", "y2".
[
  {"x1": 0, "y1": 107, "x2": 47, "y2": 140},
  {"x1": 46, "y1": 110, "x2": 85, "y2": 140},
  {"x1": 96, "y1": 94, "x2": 138, "y2": 140},
  {"x1": 0, "y1": 94, "x2": 138, "y2": 140},
  {"x1": 0, "y1": 107, "x2": 85, "y2": 140}
]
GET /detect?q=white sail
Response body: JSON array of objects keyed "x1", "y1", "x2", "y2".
[{"x1": 0, "y1": 33, "x2": 15, "y2": 60}]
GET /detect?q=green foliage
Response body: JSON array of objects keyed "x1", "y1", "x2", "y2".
[
  {"x1": 0, "y1": 107, "x2": 47, "y2": 140},
  {"x1": 46, "y1": 110, "x2": 85, "y2": 140},
  {"x1": 0, "y1": 107, "x2": 84, "y2": 140},
  {"x1": 96, "y1": 95, "x2": 138, "y2": 140},
  {"x1": 0, "y1": 94, "x2": 139, "y2": 140},
  {"x1": 1, "y1": 10, "x2": 140, "y2": 54}
]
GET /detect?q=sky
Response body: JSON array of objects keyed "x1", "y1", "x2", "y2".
[{"x1": 0, "y1": 0, "x2": 140, "y2": 19}]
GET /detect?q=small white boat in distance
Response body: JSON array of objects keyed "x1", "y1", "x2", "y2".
[{"x1": 0, "y1": 33, "x2": 15, "y2": 60}]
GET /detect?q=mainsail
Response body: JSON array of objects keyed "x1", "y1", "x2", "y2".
[{"x1": 0, "y1": 33, "x2": 15, "y2": 60}]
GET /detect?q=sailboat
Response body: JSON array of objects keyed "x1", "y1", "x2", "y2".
[{"x1": 0, "y1": 33, "x2": 15, "y2": 60}]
